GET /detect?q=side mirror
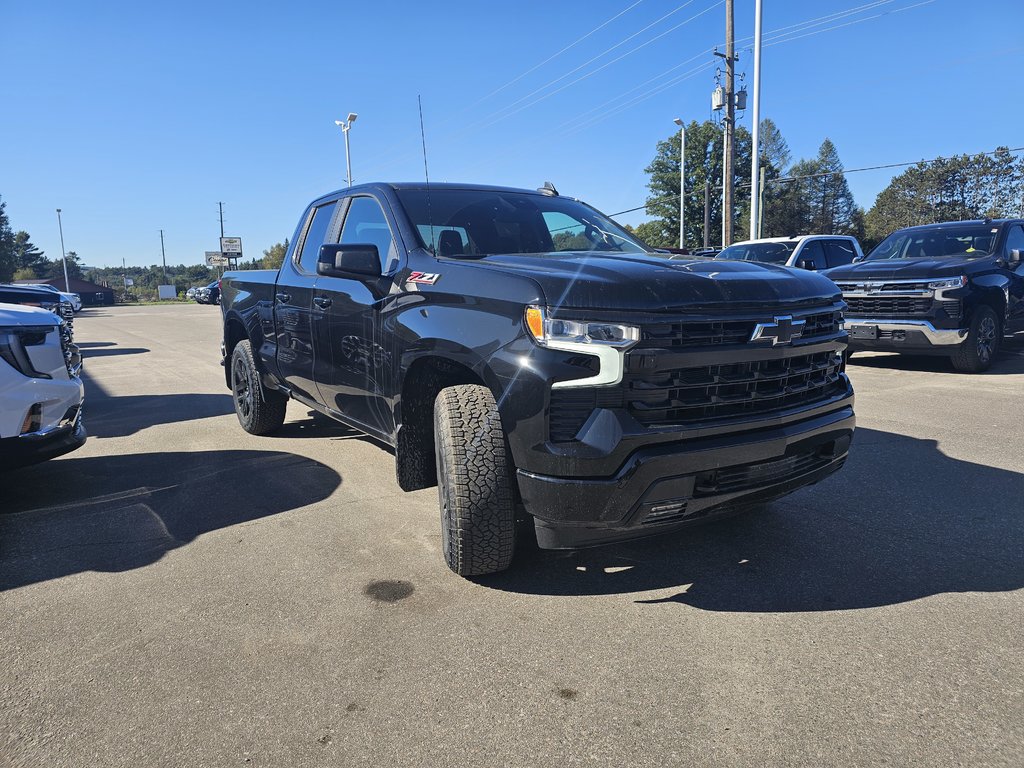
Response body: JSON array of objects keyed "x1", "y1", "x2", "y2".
[
  {"x1": 317, "y1": 244, "x2": 381, "y2": 279},
  {"x1": 852, "y1": 255, "x2": 864, "y2": 264},
  {"x1": 797, "y1": 258, "x2": 815, "y2": 270},
  {"x1": 1011, "y1": 248, "x2": 1022, "y2": 263}
]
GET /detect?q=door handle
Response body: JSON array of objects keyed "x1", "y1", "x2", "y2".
[
  {"x1": 313, "y1": 296, "x2": 333, "y2": 310},
  {"x1": 275, "y1": 292, "x2": 291, "y2": 304}
]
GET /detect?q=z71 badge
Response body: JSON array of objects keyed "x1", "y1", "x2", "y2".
[{"x1": 407, "y1": 271, "x2": 441, "y2": 285}]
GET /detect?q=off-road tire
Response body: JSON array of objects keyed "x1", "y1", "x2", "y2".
[
  {"x1": 433, "y1": 385, "x2": 516, "y2": 576},
  {"x1": 951, "y1": 305, "x2": 1001, "y2": 373},
  {"x1": 231, "y1": 340, "x2": 287, "y2": 434}
]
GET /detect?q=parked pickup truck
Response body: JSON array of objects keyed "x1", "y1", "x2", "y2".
[
  {"x1": 221, "y1": 182, "x2": 855, "y2": 576},
  {"x1": 825, "y1": 219, "x2": 1024, "y2": 372}
]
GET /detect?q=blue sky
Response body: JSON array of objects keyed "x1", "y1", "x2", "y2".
[{"x1": 3, "y1": 0, "x2": 1021, "y2": 268}]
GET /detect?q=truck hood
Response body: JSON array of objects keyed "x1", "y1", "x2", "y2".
[
  {"x1": 456, "y1": 251, "x2": 840, "y2": 311},
  {"x1": 823, "y1": 255, "x2": 990, "y2": 281},
  {"x1": 0, "y1": 302, "x2": 61, "y2": 327}
]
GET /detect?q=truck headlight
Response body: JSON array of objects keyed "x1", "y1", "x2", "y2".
[
  {"x1": 525, "y1": 306, "x2": 639, "y2": 388},
  {"x1": 928, "y1": 276, "x2": 967, "y2": 290}
]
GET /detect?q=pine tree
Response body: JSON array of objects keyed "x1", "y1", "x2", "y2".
[
  {"x1": 0, "y1": 197, "x2": 17, "y2": 282},
  {"x1": 643, "y1": 120, "x2": 751, "y2": 249},
  {"x1": 13, "y1": 231, "x2": 46, "y2": 276}
]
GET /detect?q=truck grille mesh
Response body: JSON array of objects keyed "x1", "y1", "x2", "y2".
[
  {"x1": 844, "y1": 296, "x2": 932, "y2": 316},
  {"x1": 625, "y1": 351, "x2": 845, "y2": 427},
  {"x1": 547, "y1": 304, "x2": 847, "y2": 441}
]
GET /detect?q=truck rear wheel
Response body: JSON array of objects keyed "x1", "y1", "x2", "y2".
[
  {"x1": 231, "y1": 340, "x2": 287, "y2": 435},
  {"x1": 433, "y1": 385, "x2": 516, "y2": 576},
  {"x1": 951, "y1": 305, "x2": 1001, "y2": 373}
]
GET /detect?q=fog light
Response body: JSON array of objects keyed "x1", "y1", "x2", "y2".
[{"x1": 21, "y1": 403, "x2": 42, "y2": 434}]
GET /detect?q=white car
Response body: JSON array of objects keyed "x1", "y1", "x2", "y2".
[
  {"x1": 23, "y1": 283, "x2": 82, "y2": 312},
  {"x1": 715, "y1": 235, "x2": 865, "y2": 271},
  {"x1": 0, "y1": 303, "x2": 85, "y2": 469}
]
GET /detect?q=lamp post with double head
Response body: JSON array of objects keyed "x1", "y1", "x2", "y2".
[{"x1": 334, "y1": 113, "x2": 358, "y2": 187}]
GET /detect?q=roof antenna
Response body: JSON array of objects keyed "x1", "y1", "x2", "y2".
[
  {"x1": 538, "y1": 181, "x2": 559, "y2": 196},
  {"x1": 418, "y1": 94, "x2": 435, "y2": 254}
]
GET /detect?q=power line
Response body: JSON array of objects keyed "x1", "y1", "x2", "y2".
[
  {"x1": 608, "y1": 145, "x2": 1024, "y2": 217},
  {"x1": 470, "y1": 0, "x2": 648, "y2": 107},
  {"x1": 483, "y1": 1, "x2": 724, "y2": 129}
]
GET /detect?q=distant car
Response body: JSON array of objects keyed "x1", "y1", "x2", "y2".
[
  {"x1": 715, "y1": 235, "x2": 864, "y2": 271},
  {"x1": 204, "y1": 280, "x2": 221, "y2": 305},
  {"x1": 0, "y1": 302, "x2": 85, "y2": 469},
  {"x1": 186, "y1": 287, "x2": 197, "y2": 300},
  {"x1": 21, "y1": 283, "x2": 80, "y2": 311},
  {"x1": 195, "y1": 287, "x2": 211, "y2": 304},
  {"x1": 0, "y1": 284, "x2": 75, "y2": 338}
]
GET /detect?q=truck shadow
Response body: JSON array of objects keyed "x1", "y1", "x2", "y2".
[
  {"x1": 482, "y1": 427, "x2": 1024, "y2": 611},
  {"x1": 0, "y1": 450, "x2": 342, "y2": 591},
  {"x1": 81, "y1": 368, "x2": 234, "y2": 437},
  {"x1": 848, "y1": 334, "x2": 1024, "y2": 374}
]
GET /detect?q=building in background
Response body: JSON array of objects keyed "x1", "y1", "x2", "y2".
[{"x1": 15, "y1": 277, "x2": 115, "y2": 306}]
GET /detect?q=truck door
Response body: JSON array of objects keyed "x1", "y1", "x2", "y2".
[
  {"x1": 1004, "y1": 224, "x2": 1024, "y2": 329},
  {"x1": 275, "y1": 200, "x2": 338, "y2": 403},
  {"x1": 312, "y1": 194, "x2": 400, "y2": 438}
]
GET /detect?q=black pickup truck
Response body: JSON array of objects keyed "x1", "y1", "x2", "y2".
[
  {"x1": 221, "y1": 182, "x2": 855, "y2": 576},
  {"x1": 824, "y1": 219, "x2": 1024, "y2": 372}
]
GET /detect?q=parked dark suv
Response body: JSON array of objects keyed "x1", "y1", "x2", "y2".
[{"x1": 824, "y1": 219, "x2": 1024, "y2": 371}]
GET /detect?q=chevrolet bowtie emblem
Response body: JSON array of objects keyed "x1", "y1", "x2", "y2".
[{"x1": 750, "y1": 315, "x2": 806, "y2": 345}]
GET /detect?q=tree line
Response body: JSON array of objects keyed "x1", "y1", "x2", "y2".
[
  {"x1": 634, "y1": 120, "x2": 1024, "y2": 251},
  {"x1": 0, "y1": 194, "x2": 291, "y2": 299}
]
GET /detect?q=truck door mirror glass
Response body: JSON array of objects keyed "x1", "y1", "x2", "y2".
[
  {"x1": 797, "y1": 259, "x2": 815, "y2": 270},
  {"x1": 317, "y1": 244, "x2": 382, "y2": 279}
]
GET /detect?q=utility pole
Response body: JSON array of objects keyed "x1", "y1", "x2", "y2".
[
  {"x1": 159, "y1": 229, "x2": 167, "y2": 285},
  {"x1": 749, "y1": 0, "x2": 763, "y2": 240},
  {"x1": 722, "y1": 0, "x2": 736, "y2": 246},
  {"x1": 218, "y1": 202, "x2": 225, "y2": 238}
]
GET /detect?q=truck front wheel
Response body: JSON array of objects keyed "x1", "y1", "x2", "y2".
[
  {"x1": 951, "y1": 305, "x2": 1001, "y2": 373},
  {"x1": 433, "y1": 385, "x2": 516, "y2": 576},
  {"x1": 231, "y1": 340, "x2": 287, "y2": 434}
]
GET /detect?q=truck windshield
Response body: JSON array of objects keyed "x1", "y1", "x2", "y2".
[
  {"x1": 394, "y1": 189, "x2": 652, "y2": 257},
  {"x1": 867, "y1": 225, "x2": 998, "y2": 260},
  {"x1": 715, "y1": 242, "x2": 797, "y2": 264}
]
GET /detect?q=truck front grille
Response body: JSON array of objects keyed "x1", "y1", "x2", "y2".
[
  {"x1": 844, "y1": 296, "x2": 932, "y2": 316},
  {"x1": 547, "y1": 303, "x2": 848, "y2": 442},
  {"x1": 637, "y1": 309, "x2": 841, "y2": 349},
  {"x1": 625, "y1": 351, "x2": 845, "y2": 427}
]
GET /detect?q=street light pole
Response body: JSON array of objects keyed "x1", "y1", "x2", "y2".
[
  {"x1": 55, "y1": 208, "x2": 70, "y2": 293},
  {"x1": 334, "y1": 112, "x2": 358, "y2": 186},
  {"x1": 673, "y1": 118, "x2": 686, "y2": 250},
  {"x1": 749, "y1": 0, "x2": 764, "y2": 239}
]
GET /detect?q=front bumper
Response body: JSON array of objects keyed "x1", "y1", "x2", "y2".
[
  {"x1": 0, "y1": 406, "x2": 86, "y2": 470},
  {"x1": 517, "y1": 405, "x2": 854, "y2": 549},
  {"x1": 843, "y1": 319, "x2": 967, "y2": 351}
]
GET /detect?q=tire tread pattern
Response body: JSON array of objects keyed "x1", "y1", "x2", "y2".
[{"x1": 434, "y1": 385, "x2": 515, "y2": 576}]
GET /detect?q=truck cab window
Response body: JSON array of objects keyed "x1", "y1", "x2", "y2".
[
  {"x1": 297, "y1": 202, "x2": 337, "y2": 273},
  {"x1": 340, "y1": 197, "x2": 398, "y2": 272}
]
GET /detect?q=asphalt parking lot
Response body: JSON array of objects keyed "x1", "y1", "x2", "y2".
[{"x1": 2, "y1": 304, "x2": 1022, "y2": 767}]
